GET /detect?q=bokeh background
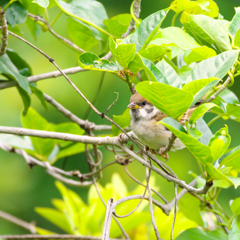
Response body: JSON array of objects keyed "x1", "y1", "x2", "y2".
[{"x1": 0, "y1": 0, "x2": 240, "y2": 234}]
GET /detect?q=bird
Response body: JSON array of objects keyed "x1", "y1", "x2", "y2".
[{"x1": 127, "y1": 92, "x2": 198, "y2": 160}]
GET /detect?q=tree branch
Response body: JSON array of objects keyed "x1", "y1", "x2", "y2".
[{"x1": 0, "y1": 8, "x2": 8, "y2": 56}]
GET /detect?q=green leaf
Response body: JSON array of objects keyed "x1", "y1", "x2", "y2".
[
  {"x1": 179, "y1": 193, "x2": 203, "y2": 226},
  {"x1": 32, "y1": 0, "x2": 49, "y2": 8},
  {"x1": 176, "y1": 228, "x2": 227, "y2": 240},
  {"x1": 0, "y1": 53, "x2": 30, "y2": 93},
  {"x1": 160, "y1": 117, "x2": 213, "y2": 164},
  {"x1": 55, "y1": 0, "x2": 109, "y2": 45},
  {"x1": 155, "y1": 59, "x2": 182, "y2": 88},
  {"x1": 196, "y1": 117, "x2": 213, "y2": 145},
  {"x1": 154, "y1": 27, "x2": 200, "y2": 50},
  {"x1": 209, "y1": 126, "x2": 231, "y2": 162},
  {"x1": 183, "y1": 78, "x2": 219, "y2": 106},
  {"x1": 5, "y1": 1, "x2": 28, "y2": 27},
  {"x1": 219, "y1": 89, "x2": 239, "y2": 104},
  {"x1": 21, "y1": 107, "x2": 55, "y2": 160},
  {"x1": 136, "y1": 81, "x2": 193, "y2": 119},
  {"x1": 234, "y1": 29, "x2": 240, "y2": 48},
  {"x1": 170, "y1": 0, "x2": 199, "y2": 13},
  {"x1": 227, "y1": 104, "x2": 240, "y2": 120},
  {"x1": 124, "y1": 9, "x2": 168, "y2": 51},
  {"x1": 112, "y1": 108, "x2": 130, "y2": 136},
  {"x1": 231, "y1": 198, "x2": 240, "y2": 216},
  {"x1": 17, "y1": 86, "x2": 31, "y2": 115},
  {"x1": 205, "y1": 163, "x2": 233, "y2": 185},
  {"x1": 229, "y1": 7, "x2": 240, "y2": 38},
  {"x1": 67, "y1": 18, "x2": 98, "y2": 51},
  {"x1": 187, "y1": 51, "x2": 239, "y2": 82},
  {"x1": 229, "y1": 219, "x2": 240, "y2": 240},
  {"x1": 35, "y1": 207, "x2": 72, "y2": 233},
  {"x1": 79, "y1": 52, "x2": 119, "y2": 72},
  {"x1": 189, "y1": 103, "x2": 217, "y2": 124},
  {"x1": 219, "y1": 145, "x2": 240, "y2": 171},
  {"x1": 103, "y1": 14, "x2": 131, "y2": 38},
  {"x1": 187, "y1": 125, "x2": 202, "y2": 139},
  {"x1": 187, "y1": 14, "x2": 230, "y2": 52},
  {"x1": 109, "y1": 38, "x2": 136, "y2": 68},
  {"x1": 139, "y1": 44, "x2": 170, "y2": 62},
  {"x1": 30, "y1": 83, "x2": 47, "y2": 111},
  {"x1": 184, "y1": 46, "x2": 217, "y2": 65},
  {"x1": 6, "y1": 49, "x2": 32, "y2": 77}
]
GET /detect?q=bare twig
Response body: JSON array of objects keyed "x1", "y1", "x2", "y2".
[
  {"x1": 0, "y1": 210, "x2": 36, "y2": 234},
  {"x1": 0, "y1": 8, "x2": 8, "y2": 56},
  {"x1": 162, "y1": 134, "x2": 177, "y2": 155},
  {"x1": 145, "y1": 166, "x2": 161, "y2": 240},
  {"x1": 28, "y1": 13, "x2": 85, "y2": 54},
  {"x1": 102, "y1": 198, "x2": 114, "y2": 240},
  {"x1": 103, "y1": 92, "x2": 119, "y2": 117},
  {"x1": 122, "y1": 0, "x2": 142, "y2": 38},
  {"x1": 124, "y1": 165, "x2": 168, "y2": 204},
  {"x1": 0, "y1": 235, "x2": 120, "y2": 240},
  {"x1": 93, "y1": 180, "x2": 129, "y2": 239},
  {"x1": 171, "y1": 184, "x2": 178, "y2": 240}
]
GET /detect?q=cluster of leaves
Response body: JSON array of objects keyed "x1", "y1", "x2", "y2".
[
  {"x1": 35, "y1": 174, "x2": 198, "y2": 239},
  {"x1": 1, "y1": 0, "x2": 240, "y2": 238}
]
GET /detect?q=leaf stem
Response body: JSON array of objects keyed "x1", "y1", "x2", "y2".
[
  {"x1": 207, "y1": 114, "x2": 224, "y2": 127},
  {"x1": 53, "y1": 0, "x2": 114, "y2": 38},
  {"x1": 130, "y1": 1, "x2": 140, "y2": 25},
  {"x1": 50, "y1": 11, "x2": 63, "y2": 27},
  {"x1": 3, "y1": 0, "x2": 17, "y2": 11},
  {"x1": 44, "y1": 8, "x2": 49, "y2": 22},
  {"x1": 171, "y1": 12, "x2": 179, "y2": 27}
]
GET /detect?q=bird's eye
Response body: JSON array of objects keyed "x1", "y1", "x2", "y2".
[{"x1": 142, "y1": 101, "x2": 147, "y2": 106}]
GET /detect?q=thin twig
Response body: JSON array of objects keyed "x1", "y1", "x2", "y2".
[
  {"x1": 124, "y1": 165, "x2": 168, "y2": 204},
  {"x1": 102, "y1": 199, "x2": 114, "y2": 240},
  {"x1": 93, "y1": 179, "x2": 130, "y2": 239},
  {"x1": 0, "y1": 210, "x2": 36, "y2": 234},
  {"x1": 28, "y1": 13, "x2": 85, "y2": 54},
  {"x1": 145, "y1": 165, "x2": 161, "y2": 240},
  {"x1": 103, "y1": 92, "x2": 119, "y2": 117},
  {"x1": 171, "y1": 184, "x2": 177, "y2": 240},
  {"x1": 162, "y1": 134, "x2": 177, "y2": 155},
  {"x1": 0, "y1": 8, "x2": 8, "y2": 56}
]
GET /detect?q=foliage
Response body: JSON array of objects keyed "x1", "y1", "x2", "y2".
[{"x1": 1, "y1": 0, "x2": 240, "y2": 239}]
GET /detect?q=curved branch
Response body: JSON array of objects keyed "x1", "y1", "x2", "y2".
[{"x1": 0, "y1": 8, "x2": 8, "y2": 56}]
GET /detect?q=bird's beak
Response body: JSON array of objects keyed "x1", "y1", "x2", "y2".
[{"x1": 127, "y1": 102, "x2": 141, "y2": 109}]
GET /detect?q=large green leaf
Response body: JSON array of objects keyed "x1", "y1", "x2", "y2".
[
  {"x1": 196, "y1": 117, "x2": 213, "y2": 145},
  {"x1": 170, "y1": 0, "x2": 198, "y2": 13},
  {"x1": 205, "y1": 163, "x2": 233, "y2": 185},
  {"x1": 160, "y1": 117, "x2": 213, "y2": 164},
  {"x1": 109, "y1": 38, "x2": 136, "y2": 68},
  {"x1": 21, "y1": 108, "x2": 55, "y2": 160},
  {"x1": 35, "y1": 207, "x2": 72, "y2": 233},
  {"x1": 124, "y1": 9, "x2": 168, "y2": 51},
  {"x1": 184, "y1": 46, "x2": 217, "y2": 65},
  {"x1": 187, "y1": 14, "x2": 230, "y2": 52},
  {"x1": 6, "y1": 49, "x2": 32, "y2": 77},
  {"x1": 30, "y1": 83, "x2": 48, "y2": 111},
  {"x1": 103, "y1": 14, "x2": 131, "y2": 38},
  {"x1": 136, "y1": 82, "x2": 193, "y2": 119},
  {"x1": 32, "y1": 0, "x2": 49, "y2": 8},
  {"x1": 79, "y1": 52, "x2": 119, "y2": 72},
  {"x1": 155, "y1": 59, "x2": 182, "y2": 88},
  {"x1": 55, "y1": 0, "x2": 109, "y2": 43},
  {"x1": 209, "y1": 126, "x2": 231, "y2": 162},
  {"x1": 154, "y1": 27, "x2": 200, "y2": 50},
  {"x1": 67, "y1": 18, "x2": 98, "y2": 51},
  {"x1": 189, "y1": 103, "x2": 217, "y2": 125},
  {"x1": 231, "y1": 198, "x2": 240, "y2": 216},
  {"x1": 219, "y1": 145, "x2": 240, "y2": 171},
  {"x1": 5, "y1": 1, "x2": 28, "y2": 27},
  {"x1": 17, "y1": 86, "x2": 31, "y2": 115},
  {"x1": 139, "y1": 44, "x2": 170, "y2": 62},
  {"x1": 229, "y1": 7, "x2": 240, "y2": 38},
  {"x1": 229, "y1": 219, "x2": 240, "y2": 240},
  {"x1": 112, "y1": 108, "x2": 131, "y2": 136},
  {"x1": 176, "y1": 228, "x2": 227, "y2": 240},
  {"x1": 0, "y1": 54, "x2": 30, "y2": 93},
  {"x1": 179, "y1": 194, "x2": 203, "y2": 226},
  {"x1": 187, "y1": 51, "x2": 239, "y2": 82}
]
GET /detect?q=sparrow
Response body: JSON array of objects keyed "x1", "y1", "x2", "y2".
[{"x1": 127, "y1": 92, "x2": 198, "y2": 159}]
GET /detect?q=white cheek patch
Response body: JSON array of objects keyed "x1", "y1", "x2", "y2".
[{"x1": 139, "y1": 108, "x2": 148, "y2": 118}]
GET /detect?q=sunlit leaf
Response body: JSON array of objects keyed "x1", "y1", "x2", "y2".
[
  {"x1": 112, "y1": 108, "x2": 130, "y2": 136},
  {"x1": 229, "y1": 7, "x2": 240, "y2": 38},
  {"x1": 136, "y1": 81, "x2": 193, "y2": 119},
  {"x1": 32, "y1": 0, "x2": 49, "y2": 8},
  {"x1": 229, "y1": 218, "x2": 240, "y2": 240}
]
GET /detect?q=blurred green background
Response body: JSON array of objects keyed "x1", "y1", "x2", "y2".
[{"x1": 0, "y1": 0, "x2": 240, "y2": 234}]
